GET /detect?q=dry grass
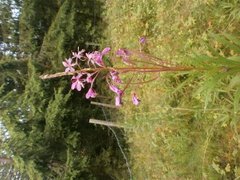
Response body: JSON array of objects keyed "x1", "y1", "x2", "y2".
[{"x1": 103, "y1": 0, "x2": 240, "y2": 179}]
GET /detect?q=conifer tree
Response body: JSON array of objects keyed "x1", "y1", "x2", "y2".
[
  {"x1": 0, "y1": 0, "x2": 127, "y2": 179},
  {"x1": 0, "y1": 0, "x2": 22, "y2": 58},
  {"x1": 19, "y1": 0, "x2": 58, "y2": 54}
]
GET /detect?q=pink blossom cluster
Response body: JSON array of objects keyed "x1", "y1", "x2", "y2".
[
  {"x1": 42, "y1": 37, "x2": 192, "y2": 107},
  {"x1": 62, "y1": 47, "x2": 140, "y2": 106}
]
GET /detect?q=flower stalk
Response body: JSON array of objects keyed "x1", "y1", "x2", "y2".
[{"x1": 40, "y1": 44, "x2": 194, "y2": 106}]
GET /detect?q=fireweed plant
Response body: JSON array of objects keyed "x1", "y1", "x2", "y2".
[{"x1": 40, "y1": 39, "x2": 193, "y2": 106}]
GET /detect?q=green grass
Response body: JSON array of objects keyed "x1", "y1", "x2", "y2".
[{"x1": 103, "y1": 0, "x2": 240, "y2": 179}]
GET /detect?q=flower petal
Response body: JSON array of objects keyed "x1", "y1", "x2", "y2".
[
  {"x1": 62, "y1": 61, "x2": 68, "y2": 67},
  {"x1": 101, "y1": 47, "x2": 111, "y2": 55},
  {"x1": 86, "y1": 88, "x2": 97, "y2": 99},
  {"x1": 109, "y1": 85, "x2": 122, "y2": 94},
  {"x1": 71, "y1": 82, "x2": 77, "y2": 90},
  {"x1": 76, "y1": 82, "x2": 82, "y2": 91},
  {"x1": 132, "y1": 93, "x2": 140, "y2": 105},
  {"x1": 115, "y1": 95, "x2": 122, "y2": 106},
  {"x1": 66, "y1": 58, "x2": 72, "y2": 64},
  {"x1": 69, "y1": 67, "x2": 75, "y2": 72},
  {"x1": 139, "y1": 37, "x2": 146, "y2": 44}
]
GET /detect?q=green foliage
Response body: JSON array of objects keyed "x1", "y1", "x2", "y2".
[
  {"x1": 14, "y1": 157, "x2": 44, "y2": 180},
  {"x1": 63, "y1": 147, "x2": 89, "y2": 179},
  {"x1": 189, "y1": 33, "x2": 240, "y2": 110},
  {"x1": 0, "y1": 0, "x2": 127, "y2": 179},
  {"x1": 19, "y1": 0, "x2": 58, "y2": 54},
  {"x1": 104, "y1": 0, "x2": 240, "y2": 179},
  {"x1": 38, "y1": 0, "x2": 103, "y2": 71},
  {"x1": 0, "y1": 58, "x2": 126, "y2": 179},
  {"x1": 23, "y1": 61, "x2": 49, "y2": 117},
  {"x1": 0, "y1": 0, "x2": 22, "y2": 57},
  {"x1": 44, "y1": 87, "x2": 70, "y2": 139}
]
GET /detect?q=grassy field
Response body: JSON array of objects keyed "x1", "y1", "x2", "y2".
[{"x1": 103, "y1": 0, "x2": 240, "y2": 179}]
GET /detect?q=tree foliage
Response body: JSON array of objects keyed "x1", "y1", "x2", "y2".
[
  {"x1": 0, "y1": 0, "x2": 22, "y2": 58},
  {"x1": 0, "y1": 0, "x2": 127, "y2": 179}
]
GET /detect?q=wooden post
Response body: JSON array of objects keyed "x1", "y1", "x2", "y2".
[
  {"x1": 89, "y1": 119, "x2": 124, "y2": 128},
  {"x1": 90, "y1": 101, "x2": 119, "y2": 109}
]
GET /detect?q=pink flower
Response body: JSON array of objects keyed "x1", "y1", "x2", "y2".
[
  {"x1": 139, "y1": 37, "x2": 146, "y2": 44},
  {"x1": 110, "y1": 71, "x2": 121, "y2": 83},
  {"x1": 86, "y1": 52, "x2": 96, "y2": 66},
  {"x1": 72, "y1": 49, "x2": 85, "y2": 59},
  {"x1": 62, "y1": 58, "x2": 75, "y2": 72},
  {"x1": 101, "y1": 47, "x2": 111, "y2": 55},
  {"x1": 86, "y1": 88, "x2": 97, "y2": 99},
  {"x1": 86, "y1": 47, "x2": 111, "y2": 67},
  {"x1": 109, "y1": 84, "x2": 124, "y2": 106},
  {"x1": 109, "y1": 84, "x2": 123, "y2": 95},
  {"x1": 86, "y1": 51, "x2": 104, "y2": 67},
  {"x1": 86, "y1": 73, "x2": 93, "y2": 83},
  {"x1": 116, "y1": 49, "x2": 131, "y2": 65},
  {"x1": 71, "y1": 73, "x2": 85, "y2": 91},
  {"x1": 115, "y1": 94, "x2": 123, "y2": 106},
  {"x1": 86, "y1": 52, "x2": 94, "y2": 60},
  {"x1": 132, "y1": 93, "x2": 140, "y2": 105},
  {"x1": 93, "y1": 51, "x2": 104, "y2": 66}
]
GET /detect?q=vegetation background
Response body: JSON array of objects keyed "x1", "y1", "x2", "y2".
[
  {"x1": 103, "y1": 0, "x2": 240, "y2": 179},
  {"x1": 1, "y1": 0, "x2": 240, "y2": 179},
  {"x1": 0, "y1": 0, "x2": 127, "y2": 179}
]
